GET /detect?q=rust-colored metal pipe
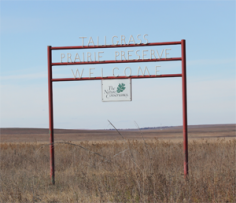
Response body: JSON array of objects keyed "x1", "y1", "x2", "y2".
[
  {"x1": 52, "y1": 74, "x2": 182, "y2": 82},
  {"x1": 181, "y1": 39, "x2": 188, "y2": 178},
  {"x1": 47, "y1": 46, "x2": 55, "y2": 185},
  {"x1": 47, "y1": 40, "x2": 188, "y2": 184},
  {"x1": 52, "y1": 57, "x2": 181, "y2": 66},
  {"x1": 51, "y1": 41, "x2": 181, "y2": 50}
]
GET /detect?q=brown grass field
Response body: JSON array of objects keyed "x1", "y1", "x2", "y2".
[{"x1": 0, "y1": 124, "x2": 235, "y2": 202}]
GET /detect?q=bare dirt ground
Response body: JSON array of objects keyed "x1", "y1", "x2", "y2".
[{"x1": 1, "y1": 124, "x2": 235, "y2": 143}]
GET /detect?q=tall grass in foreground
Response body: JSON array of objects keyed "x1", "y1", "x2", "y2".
[{"x1": 0, "y1": 139, "x2": 235, "y2": 202}]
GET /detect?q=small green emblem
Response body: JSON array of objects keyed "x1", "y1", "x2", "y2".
[{"x1": 117, "y1": 83, "x2": 126, "y2": 93}]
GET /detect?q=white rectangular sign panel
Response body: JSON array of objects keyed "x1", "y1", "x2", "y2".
[{"x1": 102, "y1": 79, "x2": 132, "y2": 102}]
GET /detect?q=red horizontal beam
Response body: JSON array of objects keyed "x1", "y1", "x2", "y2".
[
  {"x1": 52, "y1": 74, "x2": 182, "y2": 82},
  {"x1": 52, "y1": 57, "x2": 182, "y2": 66},
  {"x1": 51, "y1": 41, "x2": 181, "y2": 50}
]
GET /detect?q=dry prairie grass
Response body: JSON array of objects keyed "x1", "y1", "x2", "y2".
[
  {"x1": 1, "y1": 124, "x2": 235, "y2": 142},
  {"x1": 0, "y1": 139, "x2": 235, "y2": 202}
]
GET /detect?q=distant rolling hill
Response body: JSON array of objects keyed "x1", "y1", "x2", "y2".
[{"x1": 0, "y1": 124, "x2": 235, "y2": 142}]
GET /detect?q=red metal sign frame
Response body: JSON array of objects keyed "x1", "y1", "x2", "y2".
[{"x1": 47, "y1": 40, "x2": 188, "y2": 184}]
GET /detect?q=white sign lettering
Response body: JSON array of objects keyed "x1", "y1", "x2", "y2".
[
  {"x1": 61, "y1": 49, "x2": 171, "y2": 63},
  {"x1": 71, "y1": 66, "x2": 160, "y2": 79},
  {"x1": 59, "y1": 34, "x2": 173, "y2": 78}
]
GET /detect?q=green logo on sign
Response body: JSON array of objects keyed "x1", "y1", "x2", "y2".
[{"x1": 117, "y1": 83, "x2": 126, "y2": 93}]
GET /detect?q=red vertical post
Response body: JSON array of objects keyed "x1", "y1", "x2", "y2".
[
  {"x1": 181, "y1": 39, "x2": 188, "y2": 177},
  {"x1": 47, "y1": 46, "x2": 55, "y2": 184}
]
